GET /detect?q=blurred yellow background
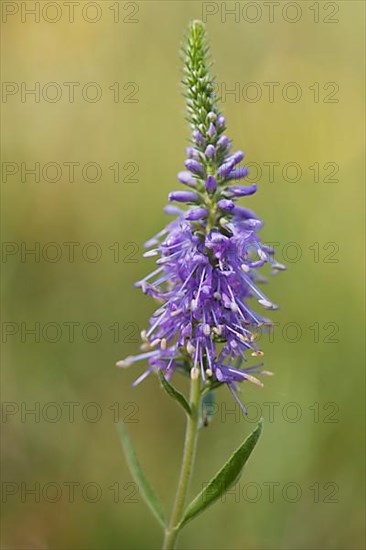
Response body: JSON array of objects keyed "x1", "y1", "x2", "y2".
[{"x1": 1, "y1": 1, "x2": 365, "y2": 549}]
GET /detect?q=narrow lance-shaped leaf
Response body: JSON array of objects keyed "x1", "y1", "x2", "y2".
[
  {"x1": 179, "y1": 419, "x2": 263, "y2": 528},
  {"x1": 158, "y1": 371, "x2": 191, "y2": 416},
  {"x1": 117, "y1": 422, "x2": 166, "y2": 527}
]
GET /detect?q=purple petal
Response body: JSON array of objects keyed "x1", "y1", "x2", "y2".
[
  {"x1": 227, "y1": 167, "x2": 249, "y2": 181},
  {"x1": 205, "y1": 175, "x2": 217, "y2": 193},
  {"x1": 217, "y1": 135, "x2": 229, "y2": 148},
  {"x1": 226, "y1": 151, "x2": 244, "y2": 166},
  {"x1": 205, "y1": 144, "x2": 216, "y2": 159},
  {"x1": 163, "y1": 205, "x2": 183, "y2": 216},
  {"x1": 185, "y1": 159, "x2": 204, "y2": 176},
  {"x1": 217, "y1": 114, "x2": 226, "y2": 127},
  {"x1": 217, "y1": 160, "x2": 236, "y2": 178},
  {"x1": 227, "y1": 184, "x2": 257, "y2": 196},
  {"x1": 207, "y1": 123, "x2": 216, "y2": 138},
  {"x1": 232, "y1": 206, "x2": 258, "y2": 219},
  {"x1": 185, "y1": 207, "x2": 209, "y2": 220},
  {"x1": 186, "y1": 147, "x2": 200, "y2": 160},
  {"x1": 169, "y1": 191, "x2": 199, "y2": 203},
  {"x1": 218, "y1": 199, "x2": 235, "y2": 212},
  {"x1": 193, "y1": 129, "x2": 206, "y2": 146},
  {"x1": 178, "y1": 171, "x2": 197, "y2": 187}
]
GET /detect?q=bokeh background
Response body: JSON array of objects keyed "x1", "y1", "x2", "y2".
[{"x1": 1, "y1": 1, "x2": 365, "y2": 549}]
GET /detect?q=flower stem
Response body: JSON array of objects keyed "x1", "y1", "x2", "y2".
[{"x1": 162, "y1": 372, "x2": 201, "y2": 550}]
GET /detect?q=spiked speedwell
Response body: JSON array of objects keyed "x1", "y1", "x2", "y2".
[{"x1": 117, "y1": 21, "x2": 285, "y2": 413}]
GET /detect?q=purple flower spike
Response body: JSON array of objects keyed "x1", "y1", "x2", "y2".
[
  {"x1": 226, "y1": 184, "x2": 257, "y2": 197},
  {"x1": 205, "y1": 144, "x2": 216, "y2": 159},
  {"x1": 218, "y1": 199, "x2": 235, "y2": 212},
  {"x1": 185, "y1": 207, "x2": 209, "y2": 220},
  {"x1": 168, "y1": 190, "x2": 199, "y2": 203},
  {"x1": 205, "y1": 175, "x2": 217, "y2": 193},
  {"x1": 185, "y1": 159, "x2": 205, "y2": 175},
  {"x1": 118, "y1": 20, "x2": 284, "y2": 415},
  {"x1": 178, "y1": 171, "x2": 197, "y2": 187}
]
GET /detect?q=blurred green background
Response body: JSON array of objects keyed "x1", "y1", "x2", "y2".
[{"x1": 1, "y1": 1, "x2": 365, "y2": 549}]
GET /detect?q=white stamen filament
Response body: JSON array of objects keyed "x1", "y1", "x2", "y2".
[{"x1": 191, "y1": 367, "x2": 199, "y2": 380}]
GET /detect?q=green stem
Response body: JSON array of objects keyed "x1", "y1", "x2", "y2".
[{"x1": 162, "y1": 371, "x2": 201, "y2": 550}]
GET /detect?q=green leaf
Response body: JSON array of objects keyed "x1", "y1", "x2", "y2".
[
  {"x1": 117, "y1": 422, "x2": 166, "y2": 527},
  {"x1": 158, "y1": 371, "x2": 191, "y2": 416},
  {"x1": 179, "y1": 420, "x2": 263, "y2": 528}
]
